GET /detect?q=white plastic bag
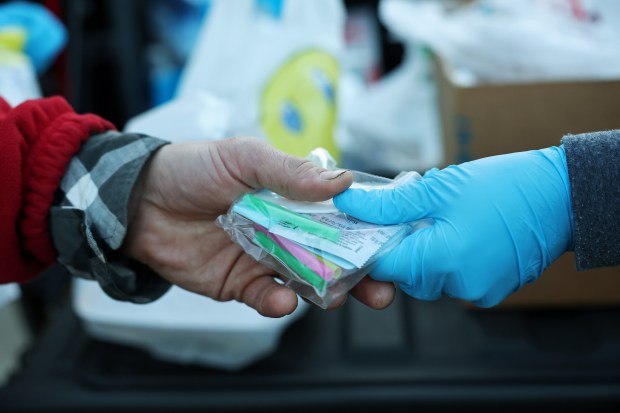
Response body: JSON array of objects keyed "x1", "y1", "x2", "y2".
[
  {"x1": 0, "y1": 28, "x2": 41, "y2": 106},
  {"x1": 73, "y1": 279, "x2": 308, "y2": 371},
  {"x1": 177, "y1": 0, "x2": 345, "y2": 160},
  {"x1": 124, "y1": 91, "x2": 232, "y2": 142},
  {"x1": 381, "y1": 0, "x2": 620, "y2": 84},
  {"x1": 337, "y1": 45, "x2": 443, "y2": 175},
  {"x1": 0, "y1": 283, "x2": 20, "y2": 309}
]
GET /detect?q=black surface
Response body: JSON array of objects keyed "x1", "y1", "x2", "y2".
[{"x1": 2, "y1": 291, "x2": 620, "y2": 412}]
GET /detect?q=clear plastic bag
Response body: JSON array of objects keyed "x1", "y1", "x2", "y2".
[{"x1": 216, "y1": 162, "x2": 425, "y2": 308}]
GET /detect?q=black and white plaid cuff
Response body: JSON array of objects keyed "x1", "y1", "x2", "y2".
[{"x1": 50, "y1": 131, "x2": 171, "y2": 303}]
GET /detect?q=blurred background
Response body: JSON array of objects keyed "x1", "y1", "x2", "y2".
[{"x1": 1, "y1": 0, "x2": 620, "y2": 411}]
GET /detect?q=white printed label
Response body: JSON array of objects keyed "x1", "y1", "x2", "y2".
[{"x1": 233, "y1": 202, "x2": 408, "y2": 268}]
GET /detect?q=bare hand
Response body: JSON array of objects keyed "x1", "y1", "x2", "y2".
[{"x1": 123, "y1": 138, "x2": 395, "y2": 317}]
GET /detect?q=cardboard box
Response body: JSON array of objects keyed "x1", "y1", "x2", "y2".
[{"x1": 434, "y1": 56, "x2": 620, "y2": 307}]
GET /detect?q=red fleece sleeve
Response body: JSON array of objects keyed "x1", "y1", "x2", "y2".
[{"x1": 0, "y1": 96, "x2": 115, "y2": 284}]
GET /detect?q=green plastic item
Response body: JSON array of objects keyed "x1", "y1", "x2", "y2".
[
  {"x1": 254, "y1": 231, "x2": 327, "y2": 292},
  {"x1": 242, "y1": 193, "x2": 340, "y2": 242}
]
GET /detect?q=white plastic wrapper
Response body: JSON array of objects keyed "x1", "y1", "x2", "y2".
[{"x1": 217, "y1": 153, "x2": 427, "y2": 308}]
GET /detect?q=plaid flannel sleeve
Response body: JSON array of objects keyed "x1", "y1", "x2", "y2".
[{"x1": 50, "y1": 131, "x2": 171, "y2": 303}]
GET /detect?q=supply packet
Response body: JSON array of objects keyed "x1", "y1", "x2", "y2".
[{"x1": 216, "y1": 167, "x2": 427, "y2": 308}]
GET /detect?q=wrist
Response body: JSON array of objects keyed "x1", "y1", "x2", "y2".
[
  {"x1": 538, "y1": 144, "x2": 574, "y2": 256},
  {"x1": 559, "y1": 144, "x2": 574, "y2": 250},
  {"x1": 122, "y1": 145, "x2": 168, "y2": 264}
]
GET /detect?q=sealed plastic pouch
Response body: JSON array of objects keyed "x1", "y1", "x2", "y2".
[{"x1": 216, "y1": 170, "x2": 425, "y2": 308}]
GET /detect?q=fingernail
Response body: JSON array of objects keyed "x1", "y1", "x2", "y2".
[{"x1": 320, "y1": 169, "x2": 348, "y2": 180}]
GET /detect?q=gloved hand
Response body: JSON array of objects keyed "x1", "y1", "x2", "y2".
[{"x1": 334, "y1": 146, "x2": 574, "y2": 307}]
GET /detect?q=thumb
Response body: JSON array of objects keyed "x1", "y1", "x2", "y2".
[
  {"x1": 333, "y1": 177, "x2": 440, "y2": 225},
  {"x1": 222, "y1": 138, "x2": 353, "y2": 201}
]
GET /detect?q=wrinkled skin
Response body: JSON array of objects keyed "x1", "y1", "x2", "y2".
[{"x1": 123, "y1": 137, "x2": 395, "y2": 317}]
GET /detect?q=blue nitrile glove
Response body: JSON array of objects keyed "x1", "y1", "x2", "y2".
[{"x1": 334, "y1": 146, "x2": 574, "y2": 307}]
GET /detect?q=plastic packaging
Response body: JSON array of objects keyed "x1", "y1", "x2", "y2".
[
  {"x1": 337, "y1": 45, "x2": 443, "y2": 175},
  {"x1": 0, "y1": 2, "x2": 67, "y2": 74},
  {"x1": 216, "y1": 152, "x2": 425, "y2": 308},
  {"x1": 0, "y1": 283, "x2": 19, "y2": 309},
  {"x1": 124, "y1": 91, "x2": 232, "y2": 143},
  {"x1": 176, "y1": 0, "x2": 345, "y2": 160},
  {"x1": 72, "y1": 278, "x2": 309, "y2": 371},
  {"x1": 381, "y1": 0, "x2": 620, "y2": 84},
  {"x1": 0, "y1": 27, "x2": 41, "y2": 106}
]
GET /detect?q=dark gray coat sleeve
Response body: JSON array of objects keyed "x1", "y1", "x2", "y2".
[{"x1": 561, "y1": 130, "x2": 620, "y2": 271}]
